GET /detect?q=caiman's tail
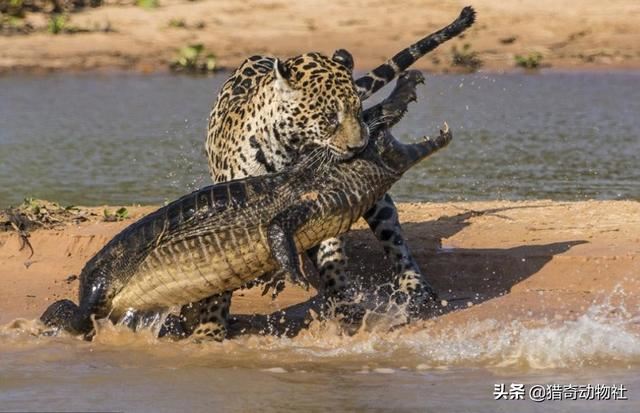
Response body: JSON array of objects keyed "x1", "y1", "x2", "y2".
[
  {"x1": 355, "y1": 6, "x2": 476, "y2": 100},
  {"x1": 382, "y1": 123, "x2": 453, "y2": 173}
]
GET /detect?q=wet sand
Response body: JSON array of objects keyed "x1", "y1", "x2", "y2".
[
  {"x1": 1, "y1": 0, "x2": 640, "y2": 73},
  {"x1": 1, "y1": 200, "x2": 639, "y2": 332}
]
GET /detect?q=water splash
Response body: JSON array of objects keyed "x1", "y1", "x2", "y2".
[{"x1": 2, "y1": 289, "x2": 639, "y2": 371}]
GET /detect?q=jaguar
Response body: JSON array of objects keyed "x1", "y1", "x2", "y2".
[{"x1": 178, "y1": 6, "x2": 476, "y2": 340}]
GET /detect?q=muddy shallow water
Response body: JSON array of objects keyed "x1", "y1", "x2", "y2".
[{"x1": 2, "y1": 295, "x2": 639, "y2": 412}]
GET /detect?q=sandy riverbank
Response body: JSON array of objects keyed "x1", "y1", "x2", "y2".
[
  {"x1": 1, "y1": 0, "x2": 639, "y2": 73},
  {"x1": 1, "y1": 200, "x2": 638, "y2": 335}
]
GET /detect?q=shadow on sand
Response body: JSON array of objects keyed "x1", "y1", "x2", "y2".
[{"x1": 228, "y1": 205, "x2": 586, "y2": 338}]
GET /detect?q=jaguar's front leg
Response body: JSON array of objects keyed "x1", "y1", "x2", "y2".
[{"x1": 363, "y1": 193, "x2": 437, "y2": 317}]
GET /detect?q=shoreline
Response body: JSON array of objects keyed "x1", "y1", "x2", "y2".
[
  {"x1": 3, "y1": 65, "x2": 640, "y2": 77},
  {"x1": 1, "y1": 0, "x2": 639, "y2": 75},
  {"x1": 2, "y1": 200, "x2": 638, "y2": 332}
]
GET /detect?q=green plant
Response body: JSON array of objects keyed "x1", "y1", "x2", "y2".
[
  {"x1": 48, "y1": 14, "x2": 67, "y2": 34},
  {"x1": 170, "y1": 43, "x2": 217, "y2": 74},
  {"x1": 5, "y1": 0, "x2": 25, "y2": 17},
  {"x1": 22, "y1": 197, "x2": 42, "y2": 214},
  {"x1": 177, "y1": 43, "x2": 203, "y2": 67},
  {"x1": 515, "y1": 52, "x2": 544, "y2": 70},
  {"x1": 168, "y1": 18, "x2": 186, "y2": 28},
  {"x1": 137, "y1": 0, "x2": 159, "y2": 9},
  {"x1": 103, "y1": 207, "x2": 129, "y2": 221},
  {"x1": 46, "y1": 14, "x2": 90, "y2": 35},
  {"x1": 451, "y1": 43, "x2": 483, "y2": 72},
  {"x1": 204, "y1": 54, "x2": 217, "y2": 71},
  {"x1": 5, "y1": 15, "x2": 22, "y2": 26},
  {"x1": 0, "y1": 13, "x2": 35, "y2": 34}
]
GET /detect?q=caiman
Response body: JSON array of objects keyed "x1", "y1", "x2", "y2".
[{"x1": 40, "y1": 72, "x2": 453, "y2": 336}]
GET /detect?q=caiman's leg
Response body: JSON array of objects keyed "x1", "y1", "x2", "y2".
[
  {"x1": 267, "y1": 203, "x2": 314, "y2": 283},
  {"x1": 41, "y1": 273, "x2": 113, "y2": 337}
]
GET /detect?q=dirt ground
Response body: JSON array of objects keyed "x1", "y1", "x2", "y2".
[
  {"x1": 1, "y1": 200, "x2": 638, "y2": 332},
  {"x1": 1, "y1": 0, "x2": 639, "y2": 73}
]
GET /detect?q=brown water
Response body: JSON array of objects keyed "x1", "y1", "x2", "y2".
[{"x1": 1, "y1": 294, "x2": 639, "y2": 412}]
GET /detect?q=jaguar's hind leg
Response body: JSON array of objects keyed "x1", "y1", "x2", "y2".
[
  {"x1": 179, "y1": 292, "x2": 231, "y2": 342},
  {"x1": 313, "y1": 237, "x2": 367, "y2": 323},
  {"x1": 315, "y1": 237, "x2": 349, "y2": 299},
  {"x1": 363, "y1": 194, "x2": 437, "y2": 316}
]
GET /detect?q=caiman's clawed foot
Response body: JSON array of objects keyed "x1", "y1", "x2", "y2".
[
  {"x1": 363, "y1": 70, "x2": 425, "y2": 134},
  {"x1": 431, "y1": 121, "x2": 452, "y2": 147},
  {"x1": 259, "y1": 254, "x2": 320, "y2": 299},
  {"x1": 389, "y1": 70, "x2": 425, "y2": 105}
]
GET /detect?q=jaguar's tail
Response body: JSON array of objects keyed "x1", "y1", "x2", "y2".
[{"x1": 355, "y1": 6, "x2": 476, "y2": 100}]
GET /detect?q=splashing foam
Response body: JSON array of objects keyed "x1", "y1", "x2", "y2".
[
  {"x1": 2, "y1": 289, "x2": 639, "y2": 370},
  {"x1": 220, "y1": 288, "x2": 640, "y2": 369}
]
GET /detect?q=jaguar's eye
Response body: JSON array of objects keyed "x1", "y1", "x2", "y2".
[{"x1": 327, "y1": 112, "x2": 339, "y2": 127}]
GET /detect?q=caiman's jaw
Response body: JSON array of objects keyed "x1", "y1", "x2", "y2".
[{"x1": 374, "y1": 122, "x2": 452, "y2": 174}]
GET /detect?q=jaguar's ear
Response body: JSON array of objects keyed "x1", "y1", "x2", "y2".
[
  {"x1": 274, "y1": 58, "x2": 292, "y2": 84},
  {"x1": 332, "y1": 49, "x2": 354, "y2": 71}
]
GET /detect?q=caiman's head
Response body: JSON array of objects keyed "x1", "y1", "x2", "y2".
[{"x1": 366, "y1": 123, "x2": 453, "y2": 174}]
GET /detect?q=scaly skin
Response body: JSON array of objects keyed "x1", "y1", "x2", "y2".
[{"x1": 40, "y1": 120, "x2": 452, "y2": 337}]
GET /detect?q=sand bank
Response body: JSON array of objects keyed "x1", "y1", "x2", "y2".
[
  {"x1": 1, "y1": 0, "x2": 639, "y2": 73},
  {"x1": 1, "y1": 200, "x2": 638, "y2": 332}
]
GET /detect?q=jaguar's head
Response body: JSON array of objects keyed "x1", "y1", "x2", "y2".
[{"x1": 272, "y1": 50, "x2": 368, "y2": 160}]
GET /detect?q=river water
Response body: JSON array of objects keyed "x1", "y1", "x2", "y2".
[
  {"x1": 1, "y1": 71, "x2": 639, "y2": 207},
  {"x1": 1, "y1": 71, "x2": 639, "y2": 411}
]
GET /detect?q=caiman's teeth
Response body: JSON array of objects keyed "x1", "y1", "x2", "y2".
[{"x1": 441, "y1": 121, "x2": 449, "y2": 134}]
